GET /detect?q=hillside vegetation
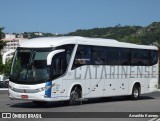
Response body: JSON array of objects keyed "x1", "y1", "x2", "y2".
[{"x1": 67, "y1": 22, "x2": 160, "y2": 46}]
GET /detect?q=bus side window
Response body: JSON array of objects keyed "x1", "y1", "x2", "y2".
[
  {"x1": 51, "y1": 52, "x2": 67, "y2": 79},
  {"x1": 91, "y1": 46, "x2": 105, "y2": 65},
  {"x1": 56, "y1": 44, "x2": 75, "y2": 65},
  {"x1": 131, "y1": 49, "x2": 151, "y2": 66},
  {"x1": 144, "y1": 50, "x2": 150, "y2": 66},
  {"x1": 150, "y1": 50, "x2": 158, "y2": 65},
  {"x1": 75, "y1": 48, "x2": 86, "y2": 65},
  {"x1": 72, "y1": 45, "x2": 91, "y2": 69},
  {"x1": 120, "y1": 48, "x2": 131, "y2": 65},
  {"x1": 106, "y1": 47, "x2": 120, "y2": 65},
  {"x1": 131, "y1": 49, "x2": 137, "y2": 65}
]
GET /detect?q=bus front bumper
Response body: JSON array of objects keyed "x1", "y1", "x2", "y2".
[{"x1": 8, "y1": 89, "x2": 54, "y2": 102}]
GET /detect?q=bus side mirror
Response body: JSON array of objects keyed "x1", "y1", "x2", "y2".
[
  {"x1": 2, "y1": 49, "x2": 15, "y2": 65},
  {"x1": 47, "y1": 49, "x2": 65, "y2": 65}
]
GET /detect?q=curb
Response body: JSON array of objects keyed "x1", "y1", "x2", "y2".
[{"x1": 0, "y1": 88, "x2": 8, "y2": 91}]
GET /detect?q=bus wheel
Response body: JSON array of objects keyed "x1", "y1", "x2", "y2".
[
  {"x1": 69, "y1": 87, "x2": 82, "y2": 105},
  {"x1": 131, "y1": 85, "x2": 140, "y2": 100},
  {"x1": 32, "y1": 101, "x2": 47, "y2": 106}
]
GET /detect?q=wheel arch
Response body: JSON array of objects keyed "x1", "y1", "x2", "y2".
[
  {"x1": 67, "y1": 83, "x2": 83, "y2": 99},
  {"x1": 129, "y1": 81, "x2": 141, "y2": 95}
]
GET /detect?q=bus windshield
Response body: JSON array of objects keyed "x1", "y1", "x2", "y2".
[{"x1": 10, "y1": 48, "x2": 52, "y2": 84}]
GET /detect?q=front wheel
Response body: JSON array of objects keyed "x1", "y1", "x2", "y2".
[
  {"x1": 69, "y1": 87, "x2": 82, "y2": 105},
  {"x1": 131, "y1": 85, "x2": 140, "y2": 100}
]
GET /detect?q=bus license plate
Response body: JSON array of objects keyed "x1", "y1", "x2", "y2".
[{"x1": 21, "y1": 95, "x2": 28, "y2": 99}]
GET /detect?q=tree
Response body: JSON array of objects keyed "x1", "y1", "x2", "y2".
[
  {"x1": 0, "y1": 27, "x2": 5, "y2": 51},
  {"x1": 0, "y1": 27, "x2": 5, "y2": 40},
  {"x1": 0, "y1": 41, "x2": 6, "y2": 51},
  {"x1": 0, "y1": 55, "x2": 3, "y2": 74},
  {"x1": 0, "y1": 27, "x2": 6, "y2": 75},
  {"x1": 0, "y1": 56, "x2": 11, "y2": 76}
]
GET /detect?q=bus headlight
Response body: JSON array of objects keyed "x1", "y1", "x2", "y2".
[
  {"x1": 37, "y1": 87, "x2": 46, "y2": 92},
  {"x1": 36, "y1": 84, "x2": 55, "y2": 92}
]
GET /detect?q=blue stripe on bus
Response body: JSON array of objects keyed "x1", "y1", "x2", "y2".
[{"x1": 45, "y1": 81, "x2": 52, "y2": 98}]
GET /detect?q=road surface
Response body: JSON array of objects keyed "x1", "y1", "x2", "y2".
[{"x1": 0, "y1": 90, "x2": 160, "y2": 121}]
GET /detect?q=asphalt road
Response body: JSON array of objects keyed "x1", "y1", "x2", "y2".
[{"x1": 0, "y1": 90, "x2": 160, "y2": 121}]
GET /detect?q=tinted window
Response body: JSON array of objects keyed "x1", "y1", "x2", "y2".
[
  {"x1": 131, "y1": 49, "x2": 151, "y2": 66},
  {"x1": 106, "y1": 47, "x2": 120, "y2": 65},
  {"x1": 10, "y1": 48, "x2": 52, "y2": 84},
  {"x1": 51, "y1": 44, "x2": 75, "y2": 79},
  {"x1": 120, "y1": 48, "x2": 131, "y2": 65},
  {"x1": 150, "y1": 50, "x2": 158, "y2": 65},
  {"x1": 143, "y1": 50, "x2": 150, "y2": 66},
  {"x1": 51, "y1": 52, "x2": 67, "y2": 79},
  {"x1": 91, "y1": 46, "x2": 106, "y2": 65},
  {"x1": 72, "y1": 45, "x2": 158, "y2": 68},
  {"x1": 137, "y1": 50, "x2": 146, "y2": 65},
  {"x1": 57, "y1": 44, "x2": 75, "y2": 64},
  {"x1": 131, "y1": 49, "x2": 137, "y2": 65},
  {"x1": 72, "y1": 45, "x2": 91, "y2": 69}
]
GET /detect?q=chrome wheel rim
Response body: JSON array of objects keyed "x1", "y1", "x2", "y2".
[
  {"x1": 70, "y1": 91, "x2": 79, "y2": 103},
  {"x1": 133, "y1": 88, "x2": 139, "y2": 97}
]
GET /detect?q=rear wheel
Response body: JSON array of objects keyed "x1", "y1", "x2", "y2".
[
  {"x1": 131, "y1": 85, "x2": 140, "y2": 100},
  {"x1": 69, "y1": 87, "x2": 82, "y2": 105}
]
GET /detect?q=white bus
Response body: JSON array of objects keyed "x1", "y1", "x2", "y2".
[{"x1": 3, "y1": 36, "x2": 159, "y2": 105}]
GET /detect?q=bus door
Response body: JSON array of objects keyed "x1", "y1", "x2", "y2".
[{"x1": 50, "y1": 52, "x2": 67, "y2": 99}]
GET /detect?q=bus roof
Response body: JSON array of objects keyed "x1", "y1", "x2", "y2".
[{"x1": 20, "y1": 36, "x2": 158, "y2": 50}]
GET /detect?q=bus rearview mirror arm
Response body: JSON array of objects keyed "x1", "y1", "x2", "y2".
[
  {"x1": 47, "y1": 49, "x2": 65, "y2": 65},
  {"x1": 2, "y1": 49, "x2": 15, "y2": 65}
]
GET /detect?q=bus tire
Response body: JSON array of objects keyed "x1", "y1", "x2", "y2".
[
  {"x1": 32, "y1": 101, "x2": 47, "y2": 106},
  {"x1": 69, "y1": 87, "x2": 82, "y2": 105},
  {"x1": 131, "y1": 84, "x2": 140, "y2": 100}
]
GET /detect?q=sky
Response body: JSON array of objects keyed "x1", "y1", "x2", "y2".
[{"x1": 0, "y1": 0, "x2": 160, "y2": 34}]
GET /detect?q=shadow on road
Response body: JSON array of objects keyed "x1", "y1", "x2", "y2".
[{"x1": 9, "y1": 95, "x2": 155, "y2": 109}]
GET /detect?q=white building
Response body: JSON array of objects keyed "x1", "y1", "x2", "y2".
[
  {"x1": 5, "y1": 34, "x2": 16, "y2": 39},
  {"x1": 34, "y1": 32, "x2": 43, "y2": 36},
  {"x1": 1, "y1": 34, "x2": 28, "y2": 59}
]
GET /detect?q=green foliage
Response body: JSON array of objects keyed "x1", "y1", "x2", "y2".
[
  {"x1": 0, "y1": 27, "x2": 6, "y2": 52},
  {"x1": 0, "y1": 27, "x2": 10, "y2": 76},
  {"x1": 3, "y1": 60, "x2": 11, "y2": 76},
  {"x1": 67, "y1": 26, "x2": 142, "y2": 41},
  {"x1": 67, "y1": 22, "x2": 160, "y2": 46},
  {"x1": 0, "y1": 40, "x2": 6, "y2": 50},
  {"x1": 0, "y1": 55, "x2": 11, "y2": 76},
  {"x1": 0, "y1": 55, "x2": 3, "y2": 74},
  {"x1": 0, "y1": 27, "x2": 5, "y2": 40}
]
